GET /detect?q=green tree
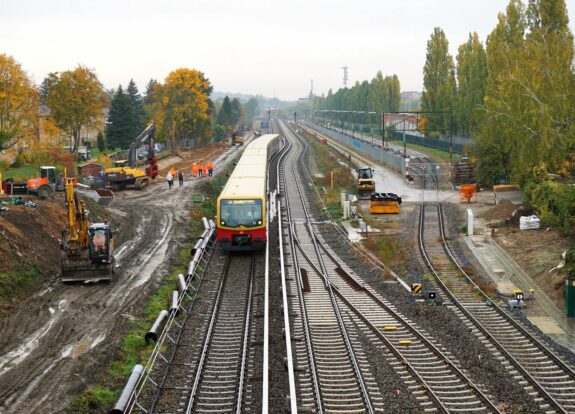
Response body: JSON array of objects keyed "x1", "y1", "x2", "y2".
[
  {"x1": 478, "y1": 0, "x2": 575, "y2": 184},
  {"x1": 217, "y1": 96, "x2": 233, "y2": 129},
  {"x1": 456, "y1": 32, "x2": 487, "y2": 137},
  {"x1": 46, "y1": 65, "x2": 108, "y2": 154},
  {"x1": 97, "y1": 131, "x2": 106, "y2": 152},
  {"x1": 421, "y1": 27, "x2": 457, "y2": 136},
  {"x1": 212, "y1": 124, "x2": 226, "y2": 141},
  {"x1": 126, "y1": 79, "x2": 146, "y2": 138},
  {"x1": 243, "y1": 97, "x2": 259, "y2": 127},
  {"x1": 105, "y1": 86, "x2": 132, "y2": 149},
  {"x1": 230, "y1": 98, "x2": 242, "y2": 127},
  {"x1": 0, "y1": 54, "x2": 39, "y2": 151}
]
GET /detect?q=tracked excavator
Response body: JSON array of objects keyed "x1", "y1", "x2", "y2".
[
  {"x1": 60, "y1": 178, "x2": 115, "y2": 282},
  {"x1": 104, "y1": 123, "x2": 159, "y2": 190}
]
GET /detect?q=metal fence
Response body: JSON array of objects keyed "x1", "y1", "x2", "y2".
[
  {"x1": 390, "y1": 131, "x2": 470, "y2": 154},
  {"x1": 302, "y1": 121, "x2": 406, "y2": 175},
  {"x1": 313, "y1": 115, "x2": 475, "y2": 154}
]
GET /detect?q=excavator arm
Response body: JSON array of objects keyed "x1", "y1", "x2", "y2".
[
  {"x1": 64, "y1": 178, "x2": 89, "y2": 255},
  {"x1": 127, "y1": 123, "x2": 156, "y2": 168}
]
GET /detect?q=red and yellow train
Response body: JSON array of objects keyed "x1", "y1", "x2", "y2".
[{"x1": 216, "y1": 134, "x2": 279, "y2": 251}]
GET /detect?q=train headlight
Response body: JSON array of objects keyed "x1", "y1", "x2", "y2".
[
  {"x1": 257, "y1": 220, "x2": 262, "y2": 225},
  {"x1": 221, "y1": 220, "x2": 225, "y2": 225}
]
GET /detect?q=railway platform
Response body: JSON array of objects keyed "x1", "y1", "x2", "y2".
[{"x1": 464, "y1": 231, "x2": 575, "y2": 353}]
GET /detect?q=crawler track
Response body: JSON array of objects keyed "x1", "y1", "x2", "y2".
[{"x1": 420, "y1": 202, "x2": 575, "y2": 413}]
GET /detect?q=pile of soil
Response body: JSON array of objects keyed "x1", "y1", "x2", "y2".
[
  {"x1": 479, "y1": 199, "x2": 518, "y2": 220},
  {"x1": 0, "y1": 196, "x2": 68, "y2": 307}
]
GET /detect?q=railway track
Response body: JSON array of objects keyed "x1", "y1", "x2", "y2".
[
  {"x1": 185, "y1": 253, "x2": 258, "y2": 413},
  {"x1": 420, "y1": 202, "x2": 575, "y2": 413},
  {"x1": 278, "y1": 120, "x2": 502, "y2": 413}
]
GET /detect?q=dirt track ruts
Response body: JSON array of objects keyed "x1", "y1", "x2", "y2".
[{"x1": 0, "y1": 145, "x2": 241, "y2": 414}]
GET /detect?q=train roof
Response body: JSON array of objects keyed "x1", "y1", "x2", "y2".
[{"x1": 218, "y1": 134, "x2": 279, "y2": 199}]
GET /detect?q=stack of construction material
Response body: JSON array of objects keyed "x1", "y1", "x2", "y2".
[
  {"x1": 519, "y1": 215, "x2": 541, "y2": 230},
  {"x1": 452, "y1": 158, "x2": 476, "y2": 186}
]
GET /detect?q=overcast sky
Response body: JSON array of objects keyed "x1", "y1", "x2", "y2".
[{"x1": 2, "y1": 0, "x2": 575, "y2": 101}]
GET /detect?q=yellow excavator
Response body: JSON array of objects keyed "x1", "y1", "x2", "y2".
[
  {"x1": 60, "y1": 178, "x2": 115, "y2": 282},
  {"x1": 104, "y1": 123, "x2": 159, "y2": 190}
]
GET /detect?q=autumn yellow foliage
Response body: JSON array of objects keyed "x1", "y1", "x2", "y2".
[{"x1": 0, "y1": 54, "x2": 39, "y2": 151}]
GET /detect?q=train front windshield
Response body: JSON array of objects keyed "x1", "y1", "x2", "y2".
[{"x1": 220, "y1": 199, "x2": 263, "y2": 228}]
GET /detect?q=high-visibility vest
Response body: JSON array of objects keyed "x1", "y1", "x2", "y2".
[{"x1": 192, "y1": 164, "x2": 198, "y2": 176}]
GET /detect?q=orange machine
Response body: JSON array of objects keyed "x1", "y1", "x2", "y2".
[
  {"x1": 459, "y1": 184, "x2": 477, "y2": 203},
  {"x1": 369, "y1": 192, "x2": 401, "y2": 214}
]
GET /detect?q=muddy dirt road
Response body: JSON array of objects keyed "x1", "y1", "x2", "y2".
[{"x1": 0, "y1": 144, "x2": 242, "y2": 413}]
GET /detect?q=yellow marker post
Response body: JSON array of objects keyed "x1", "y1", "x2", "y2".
[
  {"x1": 330, "y1": 171, "x2": 334, "y2": 190},
  {"x1": 0, "y1": 171, "x2": 3, "y2": 195},
  {"x1": 411, "y1": 283, "x2": 422, "y2": 294}
]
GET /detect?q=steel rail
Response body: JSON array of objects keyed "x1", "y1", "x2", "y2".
[
  {"x1": 280, "y1": 126, "x2": 324, "y2": 414},
  {"x1": 236, "y1": 255, "x2": 255, "y2": 414},
  {"x1": 438, "y1": 203, "x2": 575, "y2": 379},
  {"x1": 312, "y1": 235, "x2": 502, "y2": 414},
  {"x1": 281, "y1": 120, "x2": 375, "y2": 414},
  {"x1": 419, "y1": 203, "x2": 568, "y2": 414},
  {"x1": 130, "y1": 227, "x2": 216, "y2": 414},
  {"x1": 184, "y1": 253, "x2": 255, "y2": 414}
]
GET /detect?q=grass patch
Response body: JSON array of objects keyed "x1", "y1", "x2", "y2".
[
  {"x1": 69, "y1": 163, "x2": 234, "y2": 413},
  {"x1": 1, "y1": 165, "x2": 39, "y2": 181},
  {"x1": 0, "y1": 243, "x2": 39, "y2": 308},
  {"x1": 299, "y1": 129, "x2": 356, "y2": 219},
  {"x1": 389, "y1": 140, "x2": 460, "y2": 164}
]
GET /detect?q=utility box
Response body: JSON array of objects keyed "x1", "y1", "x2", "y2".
[{"x1": 565, "y1": 276, "x2": 575, "y2": 317}]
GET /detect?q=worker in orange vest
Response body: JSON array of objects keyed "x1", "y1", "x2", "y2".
[
  {"x1": 198, "y1": 163, "x2": 204, "y2": 177},
  {"x1": 169, "y1": 167, "x2": 176, "y2": 178},
  {"x1": 207, "y1": 161, "x2": 214, "y2": 177},
  {"x1": 202, "y1": 163, "x2": 208, "y2": 177},
  {"x1": 192, "y1": 163, "x2": 198, "y2": 177}
]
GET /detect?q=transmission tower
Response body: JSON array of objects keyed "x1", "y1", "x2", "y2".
[
  {"x1": 310, "y1": 79, "x2": 314, "y2": 96},
  {"x1": 341, "y1": 66, "x2": 348, "y2": 88}
]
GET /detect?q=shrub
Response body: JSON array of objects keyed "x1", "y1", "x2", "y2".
[{"x1": 524, "y1": 181, "x2": 575, "y2": 237}]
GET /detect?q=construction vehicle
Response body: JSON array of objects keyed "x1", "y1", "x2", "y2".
[
  {"x1": 60, "y1": 178, "x2": 115, "y2": 282},
  {"x1": 104, "y1": 124, "x2": 159, "y2": 190},
  {"x1": 25, "y1": 166, "x2": 79, "y2": 198},
  {"x1": 232, "y1": 131, "x2": 245, "y2": 146},
  {"x1": 356, "y1": 166, "x2": 376, "y2": 197},
  {"x1": 369, "y1": 192, "x2": 402, "y2": 214}
]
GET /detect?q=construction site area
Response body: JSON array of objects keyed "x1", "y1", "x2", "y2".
[{"x1": 0, "y1": 137, "x2": 238, "y2": 413}]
